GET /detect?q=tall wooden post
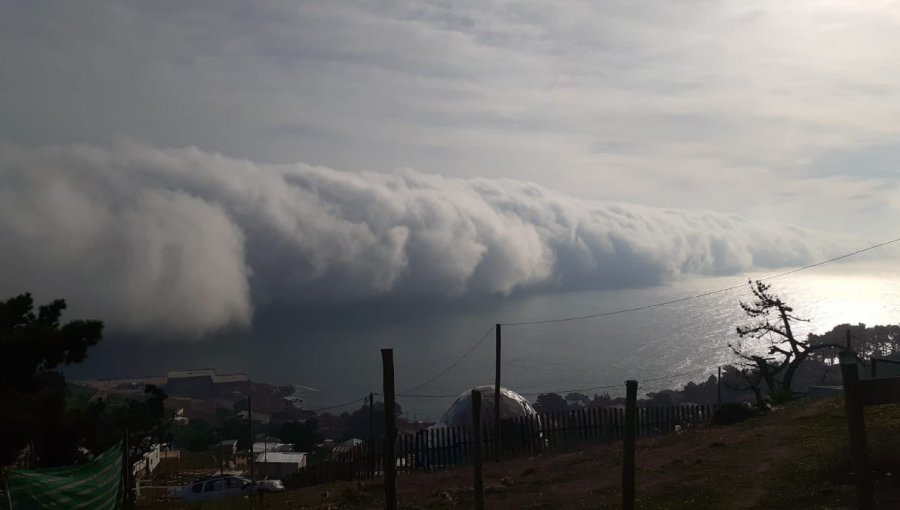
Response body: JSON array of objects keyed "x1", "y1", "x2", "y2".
[
  {"x1": 218, "y1": 431, "x2": 224, "y2": 475},
  {"x1": 846, "y1": 328, "x2": 853, "y2": 350},
  {"x1": 369, "y1": 392, "x2": 376, "y2": 478},
  {"x1": 840, "y1": 351, "x2": 873, "y2": 510},
  {"x1": 623, "y1": 380, "x2": 638, "y2": 510},
  {"x1": 248, "y1": 379, "x2": 254, "y2": 483},
  {"x1": 122, "y1": 428, "x2": 130, "y2": 510},
  {"x1": 472, "y1": 389, "x2": 485, "y2": 510},
  {"x1": 494, "y1": 323, "x2": 502, "y2": 463},
  {"x1": 382, "y1": 349, "x2": 398, "y2": 510},
  {"x1": 717, "y1": 366, "x2": 722, "y2": 406}
]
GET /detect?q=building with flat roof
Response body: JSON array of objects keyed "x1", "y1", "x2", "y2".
[
  {"x1": 252, "y1": 442, "x2": 293, "y2": 453},
  {"x1": 253, "y1": 452, "x2": 307, "y2": 479}
]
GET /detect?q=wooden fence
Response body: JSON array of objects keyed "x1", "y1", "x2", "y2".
[{"x1": 295, "y1": 403, "x2": 715, "y2": 487}]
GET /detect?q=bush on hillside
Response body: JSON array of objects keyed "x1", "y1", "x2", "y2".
[{"x1": 713, "y1": 402, "x2": 759, "y2": 426}]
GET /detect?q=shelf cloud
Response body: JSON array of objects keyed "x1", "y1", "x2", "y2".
[{"x1": 0, "y1": 143, "x2": 850, "y2": 337}]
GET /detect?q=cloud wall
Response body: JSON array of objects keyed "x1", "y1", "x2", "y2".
[{"x1": 0, "y1": 143, "x2": 849, "y2": 337}]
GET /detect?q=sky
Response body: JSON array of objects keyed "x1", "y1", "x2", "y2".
[{"x1": 2, "y1": 0, "x2": 900, "y2": 341}]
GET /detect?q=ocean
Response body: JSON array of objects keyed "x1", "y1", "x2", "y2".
[
  {"x1": 69, "y1": 260, "x2": 900, "y2": 422},
  {"x1": 285, "y1": 261, "x2": 900, "y2": 420}
]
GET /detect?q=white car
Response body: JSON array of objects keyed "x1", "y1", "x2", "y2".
[
  {"x1": 175, "y1": 475, "x2": 256, "y2": 502},
  {"x1": 257, "y1": 479, "x2": 285, "y2": 493}
]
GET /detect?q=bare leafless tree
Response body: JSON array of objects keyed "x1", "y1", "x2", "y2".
[
  {"x1": 724, "y1": 366, "x2": 766, "y2": 406},
  {"x1": 729, "y1": 280, "x2": 843, "y2": 400}
]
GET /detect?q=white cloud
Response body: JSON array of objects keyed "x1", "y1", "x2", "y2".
[{"x1": 0, "y1": 143, "x2": 861, "y2": 337}]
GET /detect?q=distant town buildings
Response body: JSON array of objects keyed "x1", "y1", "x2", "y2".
[
  {"x1": 332, "y1": 438, "x2": 364, "y2": 455},
  {"x1": 165, "y1": 369, "x2": 249, "y2": 399},
  {"x1": 252, "y1": 442, "x2": 293, "y2": 454},
  {"x1": 132, "y1": 444, "x2": 161, "y2": 478},
  {"x1": 237, "y1": 410, "x2": 271, "y2": 424}
]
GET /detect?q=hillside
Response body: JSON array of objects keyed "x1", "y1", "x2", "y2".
[{"x1": 148, "y1": 398, "x2": 900, "y2": 509}]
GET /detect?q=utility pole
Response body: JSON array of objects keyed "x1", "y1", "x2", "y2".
[
  {"x1": 494, "y1": 323, "x2": 501, "y2": 463},
  {"x1": 382, "y1": 349, "x2": 398, "y2": 510}
]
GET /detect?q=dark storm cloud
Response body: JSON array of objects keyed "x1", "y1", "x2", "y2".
[{"x1": 0, "y1": 143, "x2": 852, "y2": 337}]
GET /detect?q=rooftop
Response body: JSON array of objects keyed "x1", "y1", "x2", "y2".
[
  {"x1": 167, "y1": 369, "x2": 249, "y2": 384},
  {"x1": 252, "y1": 442, "x2": 292, "y2": 453},
  {"x1": 253, "y1": 452, "x2": 306, "y2": 464}
]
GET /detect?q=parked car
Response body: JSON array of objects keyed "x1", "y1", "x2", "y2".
[
  {"x1": 170, "y1": 475, "x2": 256, "y2": 502},
  {"x1": 257, "y1": 479, "x2": 285, "y2": 493}
]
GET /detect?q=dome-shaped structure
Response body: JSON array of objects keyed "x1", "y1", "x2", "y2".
[{"x1": 436, "y1": 385, "x2": 537, "y2": 428}]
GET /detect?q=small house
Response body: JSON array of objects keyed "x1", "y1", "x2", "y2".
[{"x1": 253, "y1": 452, "x2": 307, "y2": 479}]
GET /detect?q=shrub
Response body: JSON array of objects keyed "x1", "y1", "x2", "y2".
[{"x1": 713, "y1": 403, "x2": 758, "y2": 426}]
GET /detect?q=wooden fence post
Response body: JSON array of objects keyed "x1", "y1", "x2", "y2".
[
  {"x1": 717, "y1": 366, "x2": 722, "y2": 406},
  {"x1": 472, "y1": 389, "x2": 485, "y2": 510},
  {"x1": 494, "y1": 323, "x2": 502, "y2": 463},
  {"x1": 623, "y1": 380, "x2": 638, "y2": 510},
  {"x1": 122, "y1": 428, "x2": 131, "y2": 510},
  {"x1": 840, "y1": 351, "x2": 873, "y2": 510},
  {"x1": 369, "y1": 392, "x2": 376, "y2": 478},
  {"x1": 248, "y1": 378, "x2": 254, "y2": 484},
  {"x1": 381, "y1": 349, "x2": 398, "y2": 510}
]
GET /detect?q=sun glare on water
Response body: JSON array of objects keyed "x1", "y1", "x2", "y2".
[{"x1": 798, "y1": 273, "x2": 900, "y2": 334}]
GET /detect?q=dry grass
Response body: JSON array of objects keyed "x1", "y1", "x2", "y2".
[{"x1": 141, "y1": 398, "x2": 900, "y2": 509}]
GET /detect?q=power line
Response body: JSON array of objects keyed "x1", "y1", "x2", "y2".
[
  {"x1": 394, "y1": 393, "x2": 459, "y2": 398},
  {"x1": 314, "y1": 364, "x2": 717, "y2": 413},
  {"x1": 757, "y1": 236, "x2": 900, "y2": 281},
  {"x1": 308, "y1": 395, "x2": 369, "y2": 412},
  {"x1": 395, "y1": 364, "x2": 724, "y2": 399},
  {"x1": 519, "y1": 382, "x2": 621, "y2": 397},
  {"x1": 521, "y1": 366, "x2": 721, "y2": 397},
  {"x1": 638, "y1": 366, "x2": 718, "y2": 385},
  {"x1": 375, "y1": 236, "x2": 900, "y2": 404},
  {"x1": 501, "y1": 236, "x2": 900, "y2": 326},
  {"x1": 397, "y1": 325, "x2": 495, "y2": 395},
  {"x1": 501, "y1": 285, "x2": 747, "y2": 326}
]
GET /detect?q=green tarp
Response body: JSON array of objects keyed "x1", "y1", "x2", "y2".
[{"x1": 5, "y1": 442, "x2": 123, "y2": 510}]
